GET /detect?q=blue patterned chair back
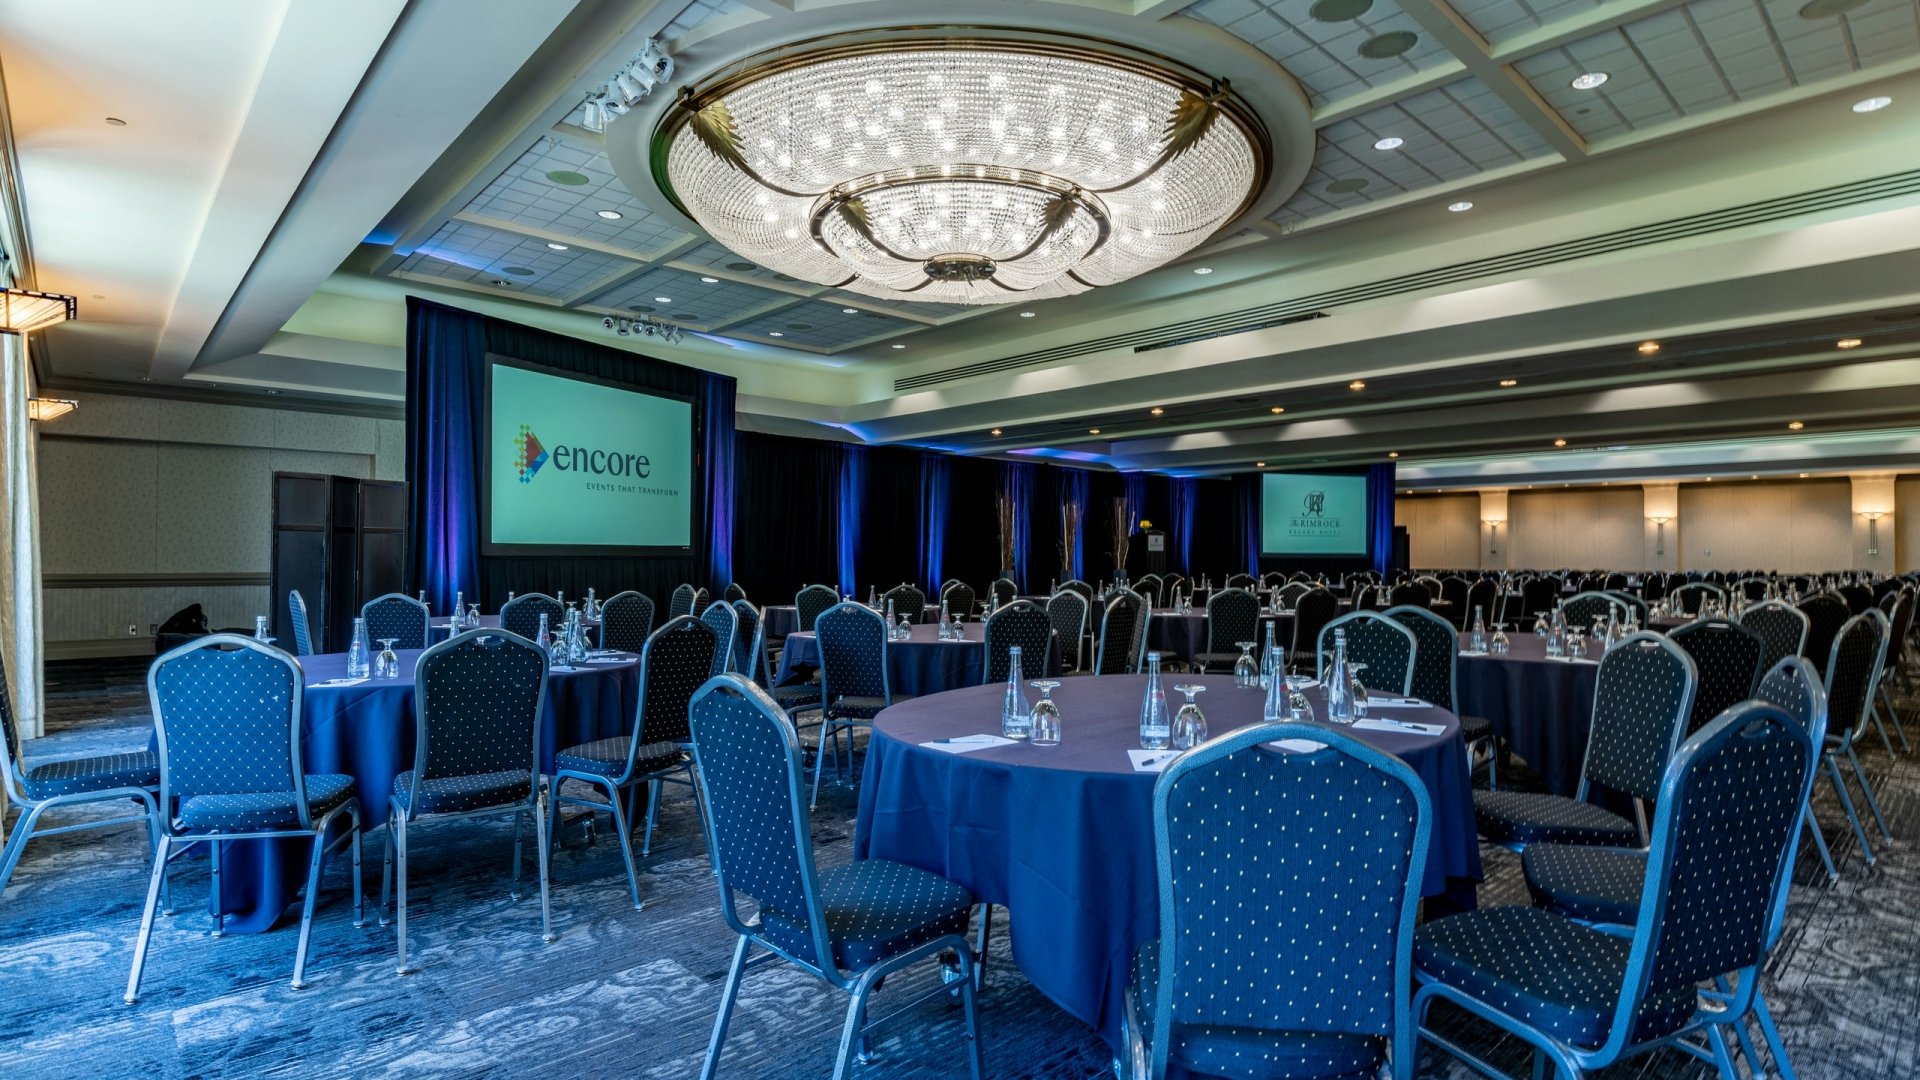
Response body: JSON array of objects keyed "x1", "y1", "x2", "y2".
[
  {"x1": 991, "y1": 578, "x2": 1017, "y2": 606},
  {"x1": 1061, "y1": 579, "x2": 1094, "y2": 604},
  {"x1": 701, "y1": 601, "x2": 740, "y2": 678},
  {"x1": 688, "y1": 676, "x2": 832, "y2": 969},
  {"x1": 816, "y1": 602, "x2": 889, "y2": 702},
  {"x1": 287, "y1": 590, "x2": 315, "y2": 656},
  {"x1": 409, "y1": 630, "x2": 546, "y2": 802},
  {"x1": 1753, "y1": 657, "x2": 1828, "y2": 947},
  {"x1": 1317, "y1": 612, "x2": 1418, "y2": 696},
  {"x1": 794, "y1": 584, "x2": 839, "y2": 632},
  {"x1": 1275, "y1": 581, "x2": 1310, "y2": 608},
  {"x1": 1284, "y1": 587, "x2": 1337, "y2": 656},
  {"x1": 669, "y1": 584, "x2": 698, "y2": 620},
  {"x1": 1622, "y1": 703, "x2": 1811, "y2": 1031},
  {"x1": 880, "y1": 584, "x2": 927, "y2": 624},
  {"x1": 1203, "y1": 588, "x2": 1260, "y2": 657},
  {"x1": 1225, "y1": 573, "x2": 1254, "y2": 590},
  {"x1": 1045, "y1": 590, "x2": 1088, "y2": 670},
  {"x1": 1796, "y1": 593, "x2": 1850, "y2": 678},
  {"x1": 1887, "y1": 587, "x2": 1916, "y2": 651},
  {"x1": 1562, "y1": 591, "x2": 1625, "y2": 630},
  {"x1": 731, "y1": 600, "x2": 761, "y2": 676},
  {"x1": 1125, "y1": 588, "x2": 1153, "y2": 671},
  {"x1": 149, "y1": 636, "x2": 302, "y2": 808},
  {"x1": 636, "y1": 616, "x2": 721, "y2": 749},
  {"x1": 1580, "y1": 633, "x2": 1697, "y2": 803},
  {"x1": 500, "y1": 593, "x2": 564, "y2": 641},
  {"x1": 723, "y1": 582, "x2": 748, "y2": 604},
  {"x1": 1519, "y1": 577, "x2": 1561, "y2": 619},
  {"x1": 1463, "y1": 580, "x2": 1498, "y2": 631},
  {"x1": 1388, "y1": 605, "x2": 1458, "y2": 713},
  {"x1": 985, "y1": 600, "x2": 1054, "y2": 682},
  {"x1": 0, "y1": 648, "x2": 20, "y2": 784},
  {"x1": 941, "y1": 582, "x2": 976, "y2": 619},
  {"x1": 1135, "y1": 574, "x2": 1161, "y2": 607},
  {"x1": 1824, "y1": 609, "x2": 1887, "y2": 744},
  {"x1": 361, "y1": 593, "x2": 429, "y2": 650},
  {"x1": 1151, "y1": 722, "x2": 1430, "y2": 1047},
  {"x1": 1738, "y1": 600, "x2": 1808, "y2": 673},
  {"x1": 1669, "y1": 619, "x2": 1765, "y2": 733},
  {"x1": 1096, "y1": 593, "x2": 1141, "y2": 675},
  {"x1": 599, "y1": 590, "x2": 656, "y2": 652}
]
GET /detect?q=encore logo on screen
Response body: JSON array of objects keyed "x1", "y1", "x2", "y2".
[{"x1": 513, "y1": 423, "x2": 652, "y2": 484}]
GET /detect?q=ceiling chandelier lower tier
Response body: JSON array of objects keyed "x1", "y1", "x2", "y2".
[{"x1": 653, "y1": 35, "x2": 1269, "y2": 305}]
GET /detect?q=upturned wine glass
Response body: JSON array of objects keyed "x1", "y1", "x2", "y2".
[
  {"x1": 374, "y1": 639, "x2": 400, "y2": 679},
  {"x1": 1171, "y1": 684, "x2": 1208, "y2": 750},
  {"x1": 1233, "y1": 642, "x2": 1258, "y2": 688},
  {"x1": 1029, "y1": 681, "x2": 1062, "y2": 746}
]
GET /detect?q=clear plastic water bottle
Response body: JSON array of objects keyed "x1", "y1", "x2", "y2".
[
  {"x1": 869, "y1": 585, "x2": 878, "y2": 607},
  {"x1": 453, "y1": 590, "x2": 464, "y2": 624},
  {"x1": 884, "y1": 598, "x2": 898, "y2": 640},
  {"x1": 417, "y1": 589, "x2": 428, "y2": 610},
  {"x1": 1326, "y1": 629, "x2": 1354, "y2": 723},
  {"x1": 1263, "y1": 647, "x2": 1287, "y2": 721},
  {"x1": 536, "y1": 612, "x2": 552, "y2": 657},
  {"x1": 254, "y1": 614, "x2": 270, "y2": 642},
  {"x1": 1470, "y1": 607, "x2": 1487, "y2": 653},
  {"x1": 1260, "y1": 621, "x2": 1277, "y2": 687},
  {"x1": 1002, "y1": 646, "x2": 1031, "y2": 739},
  {"x1": 346, "y1": 617, "x2": 371, "y2": 679},
  {"x1": 1139, "y1": 651, "x2": 1170, "y2": 749},
  {"x1": 1547, "y1": 605, "x2": 1567, "y2": 658}
]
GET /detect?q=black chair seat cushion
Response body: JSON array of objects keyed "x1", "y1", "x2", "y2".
[
  {"x1": 1457, "y1": 714, "x2": 1494, "y2": 742},
  {"x1": 1414, "y1": 906, "x2": 1695, "y2": 1049},
  {"x1": 21, "y1": 751, "x2": 159, "y2": 799},
  {"x1": 1522, "y1": 845, "x2": 1645, "y2": 926},
  {"x1": 554, "y1": 736, "x2": 684, "y2": 780},
  {"x1": 392, "y1": 769, "x2": 531, "y2": 815},
  {"x1": 1130, "y1": 938, "x2": 1385, "y2": 1080},
  {"x1": 766, "y1": 682, "x2": 825, "y2": 712},
  {"x1": 827, "y1": 694, "x2": 911, "y2": 721},
  {"x1": 1473, "y1": 790, "x2": 1637, "y2": 847},
  {"x1": 178, "y1": 774, "x2": 355, "y2": 831},
  {"x1": 758, "y1": 858, "x2": 972, "y2": 973}
]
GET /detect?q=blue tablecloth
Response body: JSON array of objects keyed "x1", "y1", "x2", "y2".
[
  {"x1": 853, "y1": 673, "x2": 1480, "y2": 1050},
  {"x1": 164, "y1": 647, "x2": 641, "y2": 934},
  {"x1": 777, "y1": 623, "x2": 990, "y2": 696},
  {"x1": 1455, "y1": 632, "x2": 1599, "y2": 798},
  {"x1": 763, "y1": 603, "x2": 942, "y2": 643}
]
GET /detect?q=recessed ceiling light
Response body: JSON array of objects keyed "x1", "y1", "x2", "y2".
[
  {"x1": 991, "y1": 428, "x2": 1002, "y2": 436},
  {"x1": 891, "y1": 343, "x2": 906, "y2": 349},
  {"x1": 699, "y1": 276, "x2": 720, "y2": 283},
  {"x1": 842, "y1": 307, "x2": 859, "y2": 314},
  {"x1": 104, "y1": 117, "x2": 126, "y2": 126},
  {"x1": 1498, "y1": 378, "x2": 1518, "y2": 387},
  {"x1": 1637, "y1": 340, "x2": 1661, "y2": 355},
  {"x1": 654, "y1": 296, "x2": 672, "y2": 303},
  {"x1": 1553, "y1": 438, "x2": 1568, "y2": 447},
  {"x1": 547, "y1": 243, "x2": 570, "y2": 251},
  {"x1": 1751, "y1": 474, "x2": 1759, "y2": 480},
  {"x1": 1373, "y1": 136, "x2": 1404, "y2": 151},
  {"x1": 1836, "y1": 337, "x2": 1862, "y2": 348},
  {"x1": 1089, "y1": 428, "x2": 1101, "y2": 435},
  {"x1": 768, "y1": 331, "x2": 784, "y2": 337},
  {"x1": 1256, "y1": 461, "x2": 1266, "y2": 467},
  {"x1": 1570, "y1": 72, "x2": 1610, "y2": 90},
  {"x1": 1150, "y1": 407, "x2": 1164, "y2": 416},
  {"x1": 1349, "y1": 380, "x2": 1366, "y2": 391},
  {"x1": 1800, "y1": 472, "x2": 1809, "y2": 478},
  {"x1": 264, "y1": 389, "x2": 281, "y2": 395},
  {"x1": 1388, "y1": 451, "x2": 1399, "y2": 458},
  {"x1": 595, "y1": 209, "x2": 623, "y2": 220},
  {"x1": 1192, "y1": 267, "x2": 1213, "y2": 275},
  {"x1": 1788, "y1": 420, "x2": 1805, "y2": 430},
  {"x1": 1447, "y1": 201, "x2": 1473, "y2": 213},
  {"x1": 1270, "y1": 406, "x2": 1285, "y2": 414},
  {"x1": 490, "y1": 279, "x2": 512, "y2": 286},
  {"x1": 1019, "y1": 311, "x2": 1036, "y2": 318},
  {"x1": 1853, "y1": 96, "x2": 1893, "y2": 113}
]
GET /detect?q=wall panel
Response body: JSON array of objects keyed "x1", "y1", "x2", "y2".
[
  {"x1": 1397, "y1": 493, "x2": 1480, "y2": 569},
  {"x1": 1678, "y1": 480, "x2": 1852, "y2": 571},
  {"x1": 1509, "y1": 488, "x2": 1644, "y2": 569}
]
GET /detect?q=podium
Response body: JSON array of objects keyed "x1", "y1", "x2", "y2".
[{"x1": 1126, "y1": 529, "x2": 1167, "y2": 578}]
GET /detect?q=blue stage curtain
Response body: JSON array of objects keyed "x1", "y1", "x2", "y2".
[
  {"x1": 700, "y1": 376, "x2": 736, "y2": 589},
  {"x1": 920, "y1": 454, "x2": 949, "y2": 591},
  {"x1": 1005, "y1": 462, "x2": 1035, "y2": 591},
  {"x1": 1060, "y1": 469, "x2": 1089, "y2": 583},
  {"x1": 1235, "y1": 472, "x2": 1262, "y2": 577},
  {"x1": 1369, "y1": 462, "x2": 1398, "y2": 575},
  {"x1": 837, "y1": 445, "x2": 866, "y2": 597},
  {"x1": 1171, "y1": 478, "x2": 1198, "y2": 575},
  {"x1": 405, "y1": 300, "x2": 487, "y2": 612}
]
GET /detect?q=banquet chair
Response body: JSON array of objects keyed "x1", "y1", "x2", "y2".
[
  {"x1": 1641, "y1": 573, "x2": 1670, "y2": 603},
  {"x1": 730, "y1": 600, "x2": 762, "y2": 678},
  {"x1": 1439, "y1": 576, "x2": 1471, "y2": 627},
  {"x1": 688, "y1": 676, "x2": 984, "y2": 1080},
  {"x1": 127, "y1": 636, "x2": 362, "y2": 1002},
  {"x1": 361, "y1": 592, "x2": 430, "y2": 650},
  {"x1": 1288, "y1": 588, "x2": 1341, "y2": 674},
  {"x1": 1607, "y1": 590, "x2": 1650, "y2": 627},
  {"x1": 549, "y1": 615, "x2": 718, "y2": 907},
  {"x1": 287, "y1": 589, "x2": 315, "y2": 656},
  {"x1": 1820, "y1": 610, "x2": 1894, "y2": 865},
  {"x1": 1060, "y1": 579, "x2": 1095, "y2": 604},
  {"x1": 1464, "y1": 579, "x2": 1499, "y2": 632},
  {"x1": 1225, "y1": 573, "x2": 1255, "y2": 590},
  {"x1": 754, "y1": 604, "x2": 826, "y2": 720},
  {"x1": 1415, "y1": 701, "x2": 1813, "y2": 1080},
  {"x1": 723, "y1": 582, "x2": 748, "y2": 604},
  {"x1": 1260, "y1": 571, "x2": 1287, "y2": 591},
  {"x1": 1389, "y1": 605, "x2": 1499, "y2": 786},
  {"x1": 880, "y1": 583, "x2": 927, "y2": 624},
  {"x1": 1474, "y1": 633, "x2": 1695, "y2": 853},
  {"x1": 701, "y1": 601, "x2": 740, "y2": 678},
  {"x1": 990, "y1": 578, "x2": 1017, "y2": 607},
  {"x1": 941, "y1": 582, "x2": 977, "y2": 621},
  {"x1": 1125, "y1": 588, "x2": 1154, "y2": 673},
  {"x1": 1603, "y1": 572, "x2": 1631, "y2": 593},
  {"x1": 1734, "y1": 576, "x2": 1771, "y2": 602},
  {"x1": 1046, "y1": 590, "x2": 1090, "y2": 672},
  {"x1": 1096, "y1": 592, "x2": 1145, "y2": 675},
  {"x1": 1561, "y1": 591, "x2": 1625, "y2": 632},
  {"x1": 1839, "y1": 583, "x2": 1874, "y2": 615},
  {"x1": 500, "y1": 592, "x2": 564, "y2": 642},
  {"x1": 1872, "y1": 588, "x2": 1915, "y2": 751},
  {"x1": 1317, "y1": 611, "x2": 1418, "y2": 696},
  {"x1": 1519, "y1": 578, "x2": 1562, "y2": 623},
  {"x1": 379, "y1": 629, "x2": 553, "y2": 974},
  {"x1": 795, "y1": 583, "x2": 839, "y2": 631},
  {"x1": 1737, "y1": 600, "x2": 1807, "y2": 676},
  {"x1": 1195, "y1": 587, "x2": 1259, "y2": 674},
  {"x1": 1163, "y1": 573, "x2": 1186, "y2": 598},
  {"x1": 1671, "y1": 581, "x2": 1725, "y2": 615},
  {"x1": 1, "y1": 649, "x2": 160, "y2": 905},
  {"x1": 1415, "y1": 574, "x2": 1444, "y2": 600},
  {"x1": 1668, "y1": 619, "x2": 1765, "y2": 734},
  {"x1": 1135, "y1": 574, "x2": 1162, "y2": 607},
  {"x1": 812, "y1": 602, "x2": 903, "y2": 808},
  {"x1": 1386, "y1": 582, "x2": 1429, "y2": 610},
  {"x1": 669, "y1": 584, "x2": 699, "y2": 619},
  {"x1": 1122, "y1": 722, "x2": 1430, "y2": 1080},
  {"x1": 1797, "y1": 593, "x2": 1850, "y2": 679},
  {"x1": 985, "y1": 601, "x2": 1055, "y2": 682},
  {"x1": 1275, "y1": 581, "x2": 1311, "y2": 609},
  {"x1": 598, "y1": 590, "x2": 656, "y2": 652}
]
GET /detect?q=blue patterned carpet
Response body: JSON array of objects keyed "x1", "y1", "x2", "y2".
[{"x1": 2, "y1": 657, "x2": 1916, "y2": 1079}]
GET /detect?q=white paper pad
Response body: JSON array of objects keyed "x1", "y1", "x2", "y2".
[
  {"x1": 585, "y1": 657, "x2": 632, "y2": 664},
  {"x1": 1366, "y1": 697, "x2": 1433, "y2": 709},
  {"x1": 1270, "y1": 738, "x2": 1328, "y2": 754},
  {"x1": 314, "y1": 678, "x2": 368, "y2": 687},
  {"x1": 922, "y1": 734, "x2": 1017, "y2": 754},
  {"x1": 1353, "y1": 717, "x2": 1447, "y2": 736},
  {"x1": 1546, "y1": 656, "x2": 1599, "y2": 665},
  {"x1": 1129, "y1": 748, "x2": 1180, "y2": 772}
]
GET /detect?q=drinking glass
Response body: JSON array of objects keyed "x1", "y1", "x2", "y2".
[
  {"x1": 1490, "y1": 622, "x2": 1511, "y2": 654},
  {"x1": 374, "y1": 639, "x2": 400, "y2": 679},
  {"x1": 1029, "y1": 681, "x2": 1062, "y2": 747},
  {"x1": 1233, "y1": 642, "x2": 1258, "y2": 689},
  {"x1": 1348, "y1": 663, "x2": 1370, "y2": 719},
  {"x1": 1533, "y1": 611, "x2": 1550, "y2": 638},
  {"x1": 467, "y1": 603, "x2": 481, "y2": 629},
  {"x1": 1171, "y1": 685, "x2": 1208, "y2": 750},
  {"x1": 1566, "y1": 629, "x2": 1587, "y2": 659}
]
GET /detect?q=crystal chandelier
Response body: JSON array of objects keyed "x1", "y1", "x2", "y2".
[{"x1": 652, "y1": 36, "x2": 1267, "y2": 305}]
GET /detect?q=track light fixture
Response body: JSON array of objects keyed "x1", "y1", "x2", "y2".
[
  {"x1": 579, "y1": 39, "x2": 674, "y2": 132},
  {"x1": 601, "y1": 314, "x2": 683, "y2": 343}
]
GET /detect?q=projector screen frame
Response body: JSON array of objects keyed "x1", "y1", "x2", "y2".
[
  {"x1": 1258, "y1": 469, "x2": 1374, "y2": 560},
  {"x1": 480, "y1": 353, "x2": 697, "y2": 558}
]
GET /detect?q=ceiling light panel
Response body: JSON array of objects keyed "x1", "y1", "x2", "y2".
[
  {"x1": 1449, "y1": 0, "x2": 1623, "y2": 45},
  {"x1": 584, "y1": 267, "x2": 793, "y2": 326},
  {"x1": 726, "y1": 302, "x2": 920, "y2": 350},
  {"x1": 1187, "y1": 0, "x2": 1451, "y2": 107},
  {"x1": 460, "y1": 137, "x2": 690, "y2": 257},
  {"x1": 394, "y1": 220, "x2": 637, "y2": 299}
]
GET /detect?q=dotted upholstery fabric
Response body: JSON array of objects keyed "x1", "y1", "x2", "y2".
[
  {"x1": 1097, "y1": 594, "x2": 1143, "y2": 675},
  {"x1": 991, "y1": 579, "x2": 1017, "y2": 606},
  {"x1": 1289, "y1": 589, "x2": 1341, "y2": 665},
  {"x1": 700, "y1": 602, "x2": 739, "y2": 679},
  {"x1": 763, "y1": 682, "x2": 825, "y2": 712},
  {"x1": 0, "y1": 649, "x2": 19, "y2": 775},
  {"x1": 1317, "y1": 613, "x2": 1416, "y2": 696},
  {"x1": 1472, "y1": 789, "x2": 1637, "y2": 847},
  {"x1": 1825, "y1": 613, "x2": 1886, "y2": 744},
  {"x1": 985, "y1": 601, "x2": 1053, "y2": 683},
  {"x1": 1386, "y1": 584, "x2": 1429, "y2": 609},
  {"x1": 288, "y1": 590, "x2": 315, "y2": 656},
  {"x1": 723, "y1": 583, "x2": 748, "y2": 604},
  {"x1": 406, "y1": 633, "x2": 545, "y2": 816},
  {"x1": 794, "y1": 585, "x2": 840, "y2": 632},
  {"x1": 880, "y1": 585, "x2": 927, "y2": 624},
  {"x1": 1060, "y1": 580, "x2": 1094, "y2": 604},
  {"x1": 1197, "y1": 588, "x2": 1260, "y2": 672},
  {"x1": 500, "y1": 594, "x2": 564, "y2": 642},
  {"x1": 1608, "y1": 591, "x2": 1650, "y2": 625},
  {"x1": 634, "y1": 617, "x2": 719, "y2": 748},
  {"x1": 943, "y1": 583, "x2": 977, "y2": 619},
  {"x1": 1225, "y1": 574, "x2": 1255, "y2": 590},
  {"x1": 1276, "y1": 582, "x2": 1311, "y2": 608},
  {"x1": 1582, "y1": 639, "x2": 1694, "y2": 802},
  {"x1": 554, "y1": 737, "x2": 682, "y2": 779},
  {"x1": 598, "y1": 591, "x2": 656, "y2": 652},
  {"x1": 179, "y1": 773, "x2": 355, "y2": 831},
  {"x1": 1797, "y1": 595, "x2": 1850, "y2": 679},
  {"x1": 1738, "y1": 602, "x2": 1808, "y2": 674},
  {"x1": 1457, "y1": 714, "x2": 1493, "y2": 741},
  {"x1": 22, "y1": 752, "x2": 159, "y2": 799},
  {"x1": 1561, "y1": 592, "x2": 1623, "y2": 631},
  {"x1": 362, "y1": 594, "x2": 430, "y2": 651},
  {"x1": 1126, "y1": 589, "x2": 1153, "y2": 673},
  {"x1": 1390, "y1": 606, "x2": 1457, "y2": 713},
  {"x1": 818, "y1": 604, "x2": 889, "y2": 709},
  {"x1": 152, "y1": 644, "x2": 300, "y2": 799},
  {"x1": 1046, "y1": 591, "x2": 1089, "y2": 671},
  {"x1": 730, "y1": 600, "x2": 761, "y2": 676},
  {"x1": 391, "y1": 769, "x2": 532, "y2": 815},
  {"x1": 759, "y1": 859, "x2": 974, "y2": 973},
  {"x1": 1756, "y1": 661, "x2": 1821, "y2": 737},
  {"x1": 1135, "y1": 576, "x2": 1162, "y2": 607},
  {"x1": 1414, "y1": 906, "x2": 1696, "y2": 1047},
  {"x1": 1670, "y1": 621, "x2": 1765, "y2": 733},
  {"x1": 668, "y1": 584, "x2": 698, "y2": 620},
  {"x1": 1522, "y1": 845, "x2": 1645, "y2": 925},
  {"x1": 1131, "y1": 939, "x2": 1384, "y2": 1080}
]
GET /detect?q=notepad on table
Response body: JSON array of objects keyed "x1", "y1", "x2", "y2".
[
  {"x1": 923, "y1": 734, "x2": 1016, "y2": 754},
  {"x1": 1353, "y1": 717, "x2": 1447, "y2": 736}
]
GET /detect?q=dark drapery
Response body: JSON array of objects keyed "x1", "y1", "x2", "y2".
[
  {"x1": 1226, "y1": 466, "x2": 1398, "y2": 578},
  {"x1": 404, "y1": 297, "x2": 736, "y2": 611},
  {"x1": 1368, "y1": 462, "x2": 1398, "y2": 575}
]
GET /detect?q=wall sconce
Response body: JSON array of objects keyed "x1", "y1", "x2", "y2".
[
  {"x1": 0, "y1": 288, "x2": 77, "y2": 334},
  {"x1": 1482, "y1": 519, "x2": 1504, "y2": 555},
  {"x1": 1860, "y1": 510, "x2": 1887, "y2": 556},
  {"x1": 26, "y1": 397, "x2": 78, "y2": 423},
  {"x1": 1648, "y1": 515, "x2": 1672, "y2": 556}
]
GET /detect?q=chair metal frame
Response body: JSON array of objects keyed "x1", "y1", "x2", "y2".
[
  {"x1": 1045, "y1": 589, "x2": 1090, "y2": 672},
  {"x1": 1820, "y1": 609, "x2": 1895, "y2": 866},
  {"x1": 701, "y1": 600, "x2": 741, "y2": 678},
  {"x1": 1317, "y1": 610, "x2": 1419, "y2": 696},
  {"x1": 1196, "y1": 586, "x2": 1260, "y2": 674},
  {"x1": 127, "y1": 635, "x2": 363, "y2": 1002},
  {"x1": 360, "y1": 592, "x2": 430, "y2": 650},
  {"x1": 287, "y1": 588, "x2": 316, "y2": 656}
]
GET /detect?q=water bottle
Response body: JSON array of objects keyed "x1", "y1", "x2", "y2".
[
  {"x1": 346, "y1": 617, "x2": 371, "y2": 679},
  {"x1": 884, "y1": 598, "x2": 897, "y2": 640},
  {"x1": 1547, "y1": 604, "x2": 1567, "y2": 658},
  {"x1": 1002, "y1": 646, "x2": 1031, "y2": 739},
  {"x1": 569, "y1": 615, "x2": 589, "y2": 663},
  {"x1": 1139, "y1": 651, "x2": 1170, "y2": 749},
  {"x1": 938, "y1": 597, "x2": 952, "y2": 640},
  {"x1": 254, "y1": 614, "x2": 270, "y2": 642},
  {"x1": 1263, "y1": 646, "x2": 1287, "y2": 721},
  {"x1": 507, "y1": 591, "x2": 516, "y2": 604},
  {"x1": 1326, "y1": 630, "x2": 1354, "y2": 723},
  {"x1": 417, "y1": 589, "x2": 427, "y2": 610},
  {"x1": 536, "y1": 612, "x2": 552, "y2": 658},
  {"x1": 1260, "y1": 621, "x2": 1277, "y2": 687},
  {"x1": 869, "y1": 585, "x2": 878, "y2": 607},
  {"x1": 1470, "y1": 607, "x2": 1487, "y2": 653},
  {"x1": 585, "y1": 587, "x2": 599, "y2": 619}
]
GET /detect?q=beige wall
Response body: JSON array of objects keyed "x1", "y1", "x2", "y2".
[
  {"x1": 1508, "y1": 488, "x2": 1646, "y2": 570},
  {"x1": 1676, "y1": 479, "x2": 1852, "y2": 572},
  {"x1": 1396, "y1": 493, "x2": 1481, "y2": 569}
]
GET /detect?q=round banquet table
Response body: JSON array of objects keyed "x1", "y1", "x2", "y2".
[
  {"x1": 774, "y1": 622, "x2": 1058, "y2": 696},
  {"x1": 1145, "y1": 609, "x2": 1293, "y2": 664},
  {"x1": 174, "y1": 646, "x2": 641, "y2": 934},
  {"x1": 1454, "y1": 631, "x2": 1600, "y2": 798},
  {"x1": 762, "y1": 603, "x2": 941, "y2": 643},
  {"x1": 853, "y1": 673, "x2": 1481, "y2": 1051}
]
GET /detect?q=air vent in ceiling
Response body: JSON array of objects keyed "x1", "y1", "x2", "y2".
[{"x1": 893, "y1": 167, "x2": 1920, "y2": 393}]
